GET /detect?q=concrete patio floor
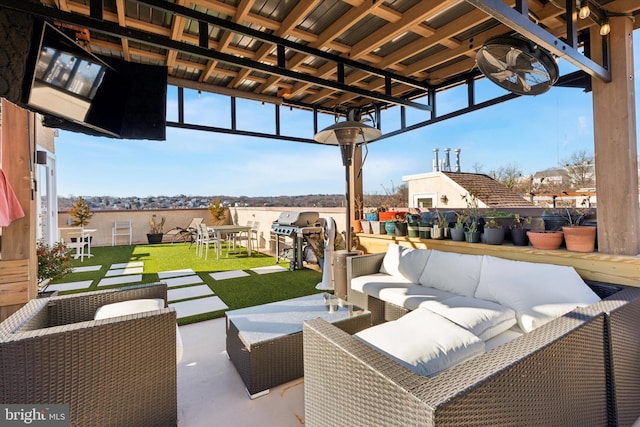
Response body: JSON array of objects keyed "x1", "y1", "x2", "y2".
[{"x1": 177, "y1": 317, "x2": 305, "y2": 427}]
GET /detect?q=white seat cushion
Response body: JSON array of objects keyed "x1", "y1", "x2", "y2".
[
  {"x1": 355, "y1": 308, "x2": 485, "y2": 377},
  {"x1": 379, "y1": 243, "x2": 430, "y2": 283},
  {"x1": 378, "y1": 285, "x2": 458, "y2": 311},
  {"x1": 95, "y1": 298, "x2": 184, "y2": 363},
  {"x1": 418, "y1": 296, "x2": 517, "y2": 340},
  {"x1": 94, "y1": 298, "x2": 165, "y2": 318},
  {"x1": 475, "y1": 256, "x2": 600, "y2": 332},
  {"x1": 351, "y1": 273, "x2": 414, "y2": 295},
  {"x1": 418, "y1": 250, "x2": 483, "y2": 297},
  {"x1": 484, "y1": 325, "x2": 525, "y2": 351}
]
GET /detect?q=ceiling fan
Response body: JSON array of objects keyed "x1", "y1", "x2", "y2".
[{"x1": 476, "y1": 35, "x2": 559, "y2": 96}]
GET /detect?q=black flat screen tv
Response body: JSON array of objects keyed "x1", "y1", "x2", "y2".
[{"x1": 26, "y1": 22, "x2": 128, "y2": 137}]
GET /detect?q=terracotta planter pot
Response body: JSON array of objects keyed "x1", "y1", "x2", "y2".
[
  {"x1": 352, "y1": 219, "x2": 363, "y2": 233},
  {"x1": 378, "y1": 211, "x2": 396, "y2": 221},
  {"x1": 562, "y1": 226, "x2": 596, "y2": 252},
  {"x1": 527, "y1": 231, "x2": 563, "y2": 250}
]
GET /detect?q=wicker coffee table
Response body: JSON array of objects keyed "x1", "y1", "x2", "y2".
[{"x1": 225, "y1": 293, "x2": 370, "y2": 398}]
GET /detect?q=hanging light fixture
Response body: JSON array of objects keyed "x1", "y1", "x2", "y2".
[
  {"x1": 314, "y1": 113, "x2": 381, "y2": 257},
  {"x1": 578, "y1": 0, "x2": 591, "y2": 19},
  {"x1": 599, "y1": 19, "x2": 610, "y2": 36}
]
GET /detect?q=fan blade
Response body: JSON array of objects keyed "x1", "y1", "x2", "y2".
[
  {"x1": 490, "y1": 71, "x2": 512, "y2": 82},
  {"x1": 526, "y1": 68, "x2": 550, "y2": 80},
  {"x1": 506, "y1": 48, "x2": 521, "y2": 67},
  {"x1": 517, "y1": 73, "x2": 531, "y2": 92},
  {"x1": 480, "y1": 48, "x2": 507, "y2": 70}
]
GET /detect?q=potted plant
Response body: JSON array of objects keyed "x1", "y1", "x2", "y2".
[
  {"x1": 562, "y1": 203, "x2": 596, "y2": 252},
  {"x1": 364, "y1": 207, "x2": 379, "y2": 221},
  {"x1": 369, "y1": 207, "x2": 386, "y2": 235},
  {"x1": 36, "y1": 240, "x2": 72, "y2": 295},
  {"x1": 461, "y1": 191, "x2": 484, "y2": 234},
  {"x1": 68, "y1": 196, "x2": 94, "y2": 246},
  {"x1": 450, "y1": 212, "x2": 466, "y2": 241},
  {"x1": 406, "y1": 211, "x2": 421, "y2": 238},
  {"x1": 391, "y1": 211, "x2": 408, "y2": 236},
  {"x1": 541, "y1": 208, "x2": 571, "y2": 231},
  {"x1": 527, "y1": 229, "x2": 563, "y2": 250},
  {"x1": 208, "y1": 198, "x2": 227, "y2": 225},
  {"x1": 483, "y1": 218, "x2": 505, "y2": 245},
  {"x1": 68, "y1": 196, "x2": 93, "y2": 227},
  {"x1": 147, "y1": 214, "x2": 165, "y2": 244},
  {"x1": 464, "y1": 218, "x2": 481, "y2": 243},
  {"x1": 510, "y1": 214, "x2": 531, "y2": 246},
  {"x1": 431, "y1": 210, "x2": 446, "y2": 240}
]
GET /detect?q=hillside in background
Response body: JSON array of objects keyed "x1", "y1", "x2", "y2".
[{"x1": 57, "y1": 194, "x2": 350, "y2": 211}]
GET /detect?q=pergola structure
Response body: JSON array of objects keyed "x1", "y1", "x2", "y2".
[{"x1": 0, "y1": 0, "x2": 639, "y2": 317}]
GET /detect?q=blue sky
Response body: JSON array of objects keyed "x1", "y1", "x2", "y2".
[{"x1": 55, "y1": 32, "x2": 640, "y2": 198}]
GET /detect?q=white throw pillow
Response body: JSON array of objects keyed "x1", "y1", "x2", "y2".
[
  {"x1": 419, "y1": 296, "x2": 517, "y2": 341},
  {"x1": 355, "y1": 308, "x2": 484, "y2": 377},
  {"x1": 418, "y1": 250, "x2": 483, "y2": 297},
  {"x1": 379, "y1": 243, "x2": 430, "y2": 284},
  {"x1": 476, "y1": 256, "x2": 600, "y2": 332}
]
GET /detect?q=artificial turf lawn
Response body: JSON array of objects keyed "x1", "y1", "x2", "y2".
[{"x1": 53, "y1": 242, "x2": 325, "y2": 325}]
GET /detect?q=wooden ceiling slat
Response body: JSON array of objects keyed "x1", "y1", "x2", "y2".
[
  {"x1": 349, "y1": 0, "x2": 458, "y2": 60},
  {"x1": 228, "y1": 0, "x2": 320, "y2": 89},
  {"x1": 255, "y1": 0, "x2": 385, "y2": 94}
]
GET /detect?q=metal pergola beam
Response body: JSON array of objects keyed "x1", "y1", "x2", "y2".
[
  {"x1": 465, "y1": 0, "x2": 611, "y2": 82},
  {"x1": 0, "y1": 0, "x2": 430, "y2": 111}
]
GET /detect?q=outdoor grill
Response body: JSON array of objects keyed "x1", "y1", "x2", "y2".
[{"x1": 271, "y1": 212, "x2": 322, "y2": 270}]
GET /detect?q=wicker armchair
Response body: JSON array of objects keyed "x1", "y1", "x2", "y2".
[{"x1": 0, "y1": 284, "x2": 177, "y2": 427}]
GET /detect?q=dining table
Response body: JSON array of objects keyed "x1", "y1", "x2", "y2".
[
  {"x1": 61, "y1": 227, "x2": 97, "y2": 258},
  {"x1": 207, "y1": 225, "x2": 252, "y2": 259}
]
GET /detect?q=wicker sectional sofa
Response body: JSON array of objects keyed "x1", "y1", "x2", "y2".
[
  {"x1": 303, "y1": 246, "x2": 640, "y2": 427},
  {"x1": 0, "y1": 284, "x2": 178, "y2": 427}
]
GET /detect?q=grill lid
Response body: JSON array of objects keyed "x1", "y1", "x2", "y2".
[{"x1": 275, "y1": 211, "x2": 319, "y2": 226}]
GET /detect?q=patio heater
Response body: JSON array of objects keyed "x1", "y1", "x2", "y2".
[{"x1": 314, "y1": 112, "x2": 381, "y2": 297}]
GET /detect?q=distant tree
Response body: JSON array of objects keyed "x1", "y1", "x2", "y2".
[
  {"x1": 488, "y1": 163, "x2": 523, "y2": 189},
  {"x1": 564, "y1": 150, "x2": 595, "y2": 189},
  {"x1": 471, "y1": 162, "x2": 484, "y2": 173},
  {"x1": 364, "y1": 181, "x2": 408, "y2": 209}
]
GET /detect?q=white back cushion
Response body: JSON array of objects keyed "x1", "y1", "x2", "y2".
[
  {"x1": 476, "y1": 256, "x2": 600, "y2": 332},
  {"x1": 355, "y1": 308, "x2": 484, "y2": 377},
  {"x1": 379, "y1": 243, "x2": 430, "y2": 284},
  {"x1": 418, "y1": 250, "x2": 483, "y2": 297}
]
